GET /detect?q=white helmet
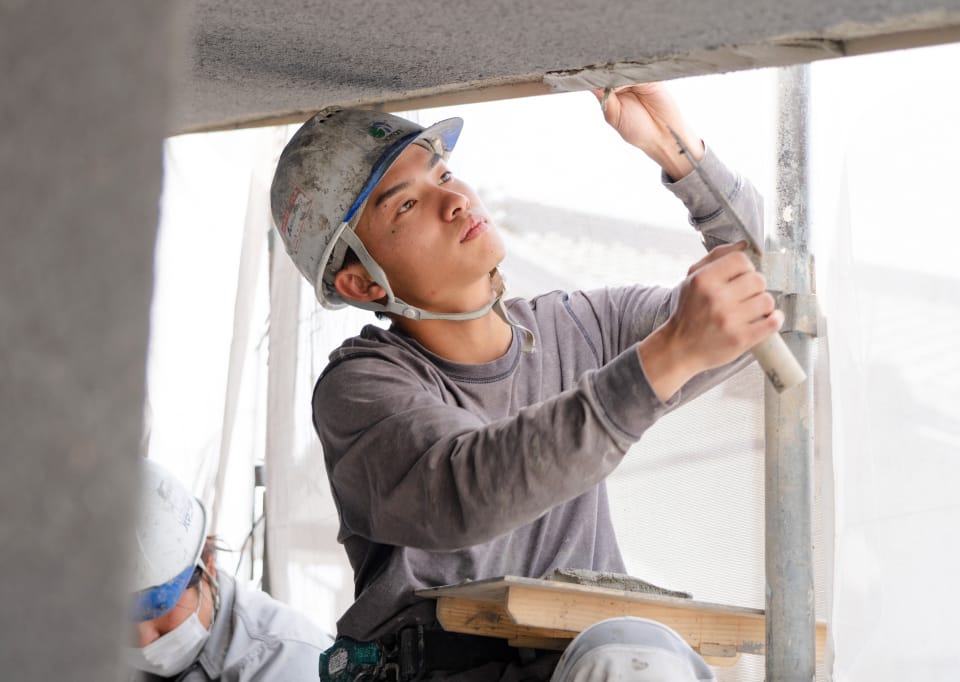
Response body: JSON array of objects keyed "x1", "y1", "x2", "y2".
[
  {"x1": 270, "y1": 107, "x2": 501, "y2": 322},
  {"x1": 130, "y1": 460, "x2": 207, "y2": 621}
]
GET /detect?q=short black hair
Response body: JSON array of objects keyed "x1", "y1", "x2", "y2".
[{"x1": 341, "y1": 247, "x2": 360, "y2": 268}]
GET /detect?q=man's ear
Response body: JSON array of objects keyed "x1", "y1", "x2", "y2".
[{"x1": 333, "y1": 262, "x2": 386, "y2": 303}]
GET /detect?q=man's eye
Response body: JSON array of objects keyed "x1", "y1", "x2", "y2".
[
  {"x1": 397, "y1": 199, "x2": 416, "y2": 214},
  {"x1": 439, "y1": 171, "x2": 453, "y2": 183}
]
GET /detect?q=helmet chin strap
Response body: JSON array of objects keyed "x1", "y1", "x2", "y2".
[{"x1": 339, "y1": 226, "x2": 500, "y2": 321}]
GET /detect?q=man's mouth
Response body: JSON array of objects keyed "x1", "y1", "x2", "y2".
[{"x1": 460, "y1": 217, "x2": 487, "y2": 243}]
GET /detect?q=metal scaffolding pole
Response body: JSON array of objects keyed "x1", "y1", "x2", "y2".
[{"x1": 765, "y1": 63, "x2": 817, "y2": 682}]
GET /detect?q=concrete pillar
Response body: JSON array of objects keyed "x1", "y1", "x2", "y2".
[{"x1": 0, "y1": 2, "x2": 182, "y2": 678}]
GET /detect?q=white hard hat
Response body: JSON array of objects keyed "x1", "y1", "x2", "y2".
[
  {"x1": 270, "y1": 107, "x2": 501, "y2": 322},
  {"x1": 130, "y1": 460, "x2": 207, "y2": 621}
]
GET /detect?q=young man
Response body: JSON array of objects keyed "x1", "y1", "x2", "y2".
[
  {"x1": 128, "y1": 460, "x2": 332, "y2": 681},
  {"x1": 270, "y1": 83, "x2": 781, "y2": 681}
]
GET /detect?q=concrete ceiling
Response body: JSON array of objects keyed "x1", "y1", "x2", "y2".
[{"x1": 174, "y1": 0, "x2": 960, "y2": 134}]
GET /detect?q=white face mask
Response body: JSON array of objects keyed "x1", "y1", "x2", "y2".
[{"x1": 127, "y1": 581, "x2": 213, "y2": 676}]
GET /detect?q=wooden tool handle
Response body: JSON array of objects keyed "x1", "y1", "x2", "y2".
[{"x1": 751, "y1": 332, "x2": 805, "y2": 392}]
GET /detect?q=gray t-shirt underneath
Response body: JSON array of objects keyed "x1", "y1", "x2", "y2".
[{"x1": 312, "y1": 148, "x2": 762, "y2": 641}]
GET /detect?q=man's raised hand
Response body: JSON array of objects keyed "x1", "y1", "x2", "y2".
[{"x1": 593, "y1": 83, "x2": 703, "y2": 180}]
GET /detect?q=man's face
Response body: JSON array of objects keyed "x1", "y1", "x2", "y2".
[{"x1": 352, "y1": 143, "x2": 505, "y2": 314}]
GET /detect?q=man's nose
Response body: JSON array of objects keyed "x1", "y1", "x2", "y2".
[
  {"x1": 135, "y1": 620, "x2": 161, "y2": 648},
  {"x1": 441, "y1": 187, "x2": 469, "y2": 220}
]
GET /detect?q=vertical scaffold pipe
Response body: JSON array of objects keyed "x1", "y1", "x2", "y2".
[{"x1": 766, "y1": 63, "x2": 817, "y2": 682}]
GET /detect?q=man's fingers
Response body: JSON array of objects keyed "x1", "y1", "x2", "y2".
[
  {"x1": 724, "y1": 296, "x2": 783, "y2": 351},
  {"x1": 748, "y1": 308, "x2": 785, "y2": 344},
  {"x1": 727, "y1": 269, "x2": 769, "y2": 304},
  {"x1": 687, "y1": 241, "x2": 749, "y2": 276},
  {"x1": 599, "y1": 89, "x2": 620, "y2": 123},
  {"x1": 738, "y1": 290, "x2": 777, "y2": 325}
]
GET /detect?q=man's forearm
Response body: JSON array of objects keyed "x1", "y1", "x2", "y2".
[
  {"x1": 649, "y1": 131, "x2": 704, "y2": 182},
  {"x1": 663, "y1": 146, "x2": 765, "y2": 250}
]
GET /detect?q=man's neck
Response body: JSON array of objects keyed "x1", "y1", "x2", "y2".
[{"x1": 394, "y1": 309, "x2": 513, "y2": 364}]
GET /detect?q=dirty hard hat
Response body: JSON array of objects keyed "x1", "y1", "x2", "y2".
[
  {"x1": 270, "y1": 107, "x2": 463, "y2": 314},
  {"x1": 130, "y1": 460, "x2": 207, "y2": 621}
]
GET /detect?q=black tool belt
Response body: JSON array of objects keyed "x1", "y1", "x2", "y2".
[{"x1": 319, "y1": 626, "x2": 535, "y2": 681}]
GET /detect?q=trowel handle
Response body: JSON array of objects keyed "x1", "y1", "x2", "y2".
[{"x1": 751, "y1": 331, "x2": 805, "y2": 393}]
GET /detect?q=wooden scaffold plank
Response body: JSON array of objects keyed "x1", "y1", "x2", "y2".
[{"x1": 418, "y1": 576, "x2": 827, "y2": 664}]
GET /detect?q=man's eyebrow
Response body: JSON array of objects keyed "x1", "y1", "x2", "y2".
[
  {"x1": 373, "y1": 180, "x2": 410, "y2": 208},
  {"x1": 372, "y1": 153, "x2": 443, "y2": 208}
]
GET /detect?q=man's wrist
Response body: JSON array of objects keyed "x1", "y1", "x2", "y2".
[
  {"x1": 654, "y1": 133, "x2": 703, "y2": 181},
  {"x1": 636, "y1": 321, "x2": 697, "y2": 403}
]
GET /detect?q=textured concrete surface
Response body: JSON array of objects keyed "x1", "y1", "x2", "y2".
[
  {"x1": 176, "y1": 0, "x2": 960, "y2": 132},
  {"x1": 0, "y1": 2, "x2": 181, "y2": 678}
]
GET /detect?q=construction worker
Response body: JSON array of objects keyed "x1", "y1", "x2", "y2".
[
  {"x1": 127, "y1": 459, "x2": 332, "y2": 680},
  {"x1": 270, "y1": 83, "x2": 781, "y2": 681}
]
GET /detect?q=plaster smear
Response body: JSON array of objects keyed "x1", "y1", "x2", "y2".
[
  {"x1": 544, "y1": 41, "x2": 843, "y2": 92},
  {"x1": 820, "y1": 8, "x2": 960, "y2": 41},
  {"x1": 545, "y1": 9, "x2": 960, "y2": 93},
  {"x1": 546, "y1": 568, "x2": 693, "y2": 599}
]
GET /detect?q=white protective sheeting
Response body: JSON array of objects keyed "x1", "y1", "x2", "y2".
[
  {"x1": 264, "y1": 265, "x2": 374, "y2": 627},
  {"x1": 147, "y1": 128, "x2": 276, "y2": 579},
  {"x1": 207, "y1": 155, "x2": 267, "y2": 532},
  {"x1": 811, "y1": 44, "x2": 960, "y2": 681}
]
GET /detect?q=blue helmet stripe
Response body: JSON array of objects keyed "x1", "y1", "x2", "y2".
[
  {"x1": 343, "y1": 131, "x2": 420, "y2": 224},
  {"x1": 131, "y1": 563, "x2": 196, "y2": 621},
  {"x1": 342, "y1": 118, "x2": 463, "y2": 226}
]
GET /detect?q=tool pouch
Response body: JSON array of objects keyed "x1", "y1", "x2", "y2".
[
  {"x1": 320, "y1": 626, "x2": 535, "y2": 681},
  {"x1": 319, "y1": 638, "x2": 391, "y2": 681}
]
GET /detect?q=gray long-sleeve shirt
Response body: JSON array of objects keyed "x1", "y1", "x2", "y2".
[{"x1": 313, "y1": 148, "x2": 763, "y2": 642}]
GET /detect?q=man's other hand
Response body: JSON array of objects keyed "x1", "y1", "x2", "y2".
[{"x1": 638, "y1": 242, "x2": 784, "y2": 401}]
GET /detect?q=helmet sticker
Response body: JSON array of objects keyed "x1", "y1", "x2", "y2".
[
  {"x1": 367, "y1": 122, "x2": 393, "y2": 138},
  {"x1": 279, "y1": 187, "x2": 312, "y2": 250}
]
